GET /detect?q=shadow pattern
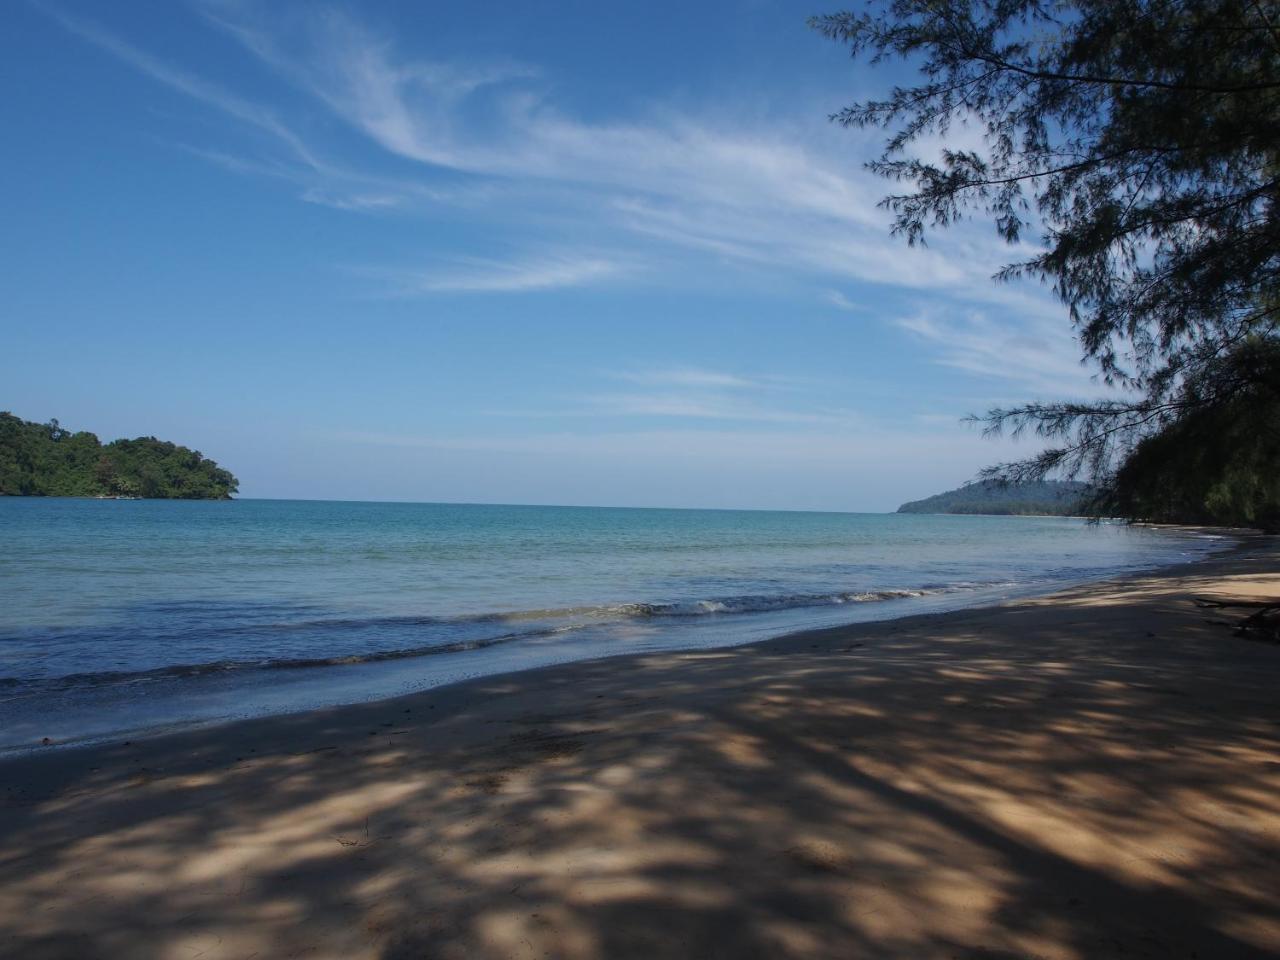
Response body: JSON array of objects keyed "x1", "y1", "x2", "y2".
[{"x1": 2, "y1": 564, "x2": 1279, "y2": 959}]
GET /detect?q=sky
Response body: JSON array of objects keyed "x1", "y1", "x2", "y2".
[{"x1": 2, "y1": 0, "x2": 1106, "y2": 511}]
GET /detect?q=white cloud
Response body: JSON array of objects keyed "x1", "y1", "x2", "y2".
[
  {"x1": 46, "y1": 1, "x2": 1102, "y2": 405},
  {"x1": 568, "y1": 367, "x2": 846, "y2": 423},
  {"x1": 189, "y1": 3, "x2": 1048, "y2": 306},
  {"x1": 482, "y1": 367, "x2": 841, "y2": 423},
  {"x1": 823, "y1": 290, "x2": 864, "y2": 312},
  {"x1": 40, "y1": 2, "x2": 320, "y2": 169},
  {"x1": 43, "y1": 5, "x2": 513, "y2": 217},
  {"x1": 892, "y1": 307, "x2": 1113, "y2": 398},
  {"x1": 197, "y1": 2, "x2": 542, "y2": 170},
  {"x1": 609, "y1": 368, "x2": 762, "y2": 389},
  {"x1": 581, "y1": 393, "x2": 853, "y2": 424},
  {"x1": 381, "y1": 253, "x2": 625, "y2": 294},
  {"x1": 300, "y1": 188, "x2": 406, "y2": 211},
  {"x1": 49, "y1": 3, "x2": 1063, "y2": 311}
]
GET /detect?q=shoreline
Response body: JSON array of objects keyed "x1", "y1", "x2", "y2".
[
  {"x1": 3, "y1": 526, "x2": 1241, "y2": 758},
  {"x1": 3, "y1": 536, "x2": 1278, "y2": 958}
]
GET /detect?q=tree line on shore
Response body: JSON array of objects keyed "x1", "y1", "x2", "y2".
[
  {"x1": 897, "y1": 480, "x2": 1095, "y2": 517},
  {"x1": 0, "y1": 412, "x2": 238, "y2": 500}
]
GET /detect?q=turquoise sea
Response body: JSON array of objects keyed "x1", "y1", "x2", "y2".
[{"x1": 0, "y1": 498, "x2": 1228, "y2": 752}]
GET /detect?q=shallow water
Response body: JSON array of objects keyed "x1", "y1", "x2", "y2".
[{"x1": 0, "y1": 498, "x2": 1228, "y2": 751}]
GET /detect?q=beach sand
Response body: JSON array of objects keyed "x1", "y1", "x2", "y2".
[{"x1": 2, "y1": 541, "x2": 1279, "y2": 959}]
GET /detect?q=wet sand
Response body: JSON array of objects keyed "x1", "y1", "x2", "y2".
[{"x1": 2, "y1": 540, "x2": 1278, "y2": 959}]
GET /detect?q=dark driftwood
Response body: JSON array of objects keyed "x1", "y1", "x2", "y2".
[
  {"x1": 1191, "y1": 597, "x2": 1280, "y2": 644},
  {"x1": 1192, "y1": 596, "x2": 1280, "y2": 609}
]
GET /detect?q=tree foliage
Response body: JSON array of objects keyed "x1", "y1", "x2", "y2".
[
  {"x1": 0, "y1": 412, "x2": 238, "y2": 499},
  {"x1": 1096, "y1": 337, "x2": 1280, "y2": 529},
  {"x1": 813, "y1": 0, "x2": 1280, "y2": 525}
]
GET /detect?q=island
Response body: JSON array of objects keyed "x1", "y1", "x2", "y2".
[
  {"x1": 0, "y1": 412, "x2": 238, "y2": 499},
  {"x1": 897, "y1": 479, "x2": 1094, "y2": 516}
]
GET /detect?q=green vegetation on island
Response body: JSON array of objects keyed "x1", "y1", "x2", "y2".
[
  {"x1": 897, "y1": 481, "x2": 1095, "y2": 517},
  {"x1": 0, "y1": 412, "x2": 238, "y2": 500}
]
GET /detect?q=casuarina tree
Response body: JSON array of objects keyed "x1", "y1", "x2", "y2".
[{"x1": 813, "y1": 1, "x2": 1280, "y2": 526}]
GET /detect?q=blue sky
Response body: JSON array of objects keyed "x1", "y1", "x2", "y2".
[{"x1": 2, "y1": 0, "x2": 1103, "y2": 511}]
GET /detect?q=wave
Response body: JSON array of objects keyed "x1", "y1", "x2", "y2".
[
  {"x1": 0, "y1": 623, "x2": 583, "y2": 695},
  {"x1": 295, "y1": 587, "x2": 943, "y2": 628},
  {"x1": 57, "y1": 588, "x2": 952, "y2": 640},
  {"x1": 0, "y1": 582, "x2": 988, "y2": 694},
  {"x1": 601, "y1": 588, "x2": 933, "y2": 618}
]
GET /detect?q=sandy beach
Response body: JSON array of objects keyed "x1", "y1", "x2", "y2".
[{"x1": 2, "y1": 541, "x2": 1278, "y2": 960}]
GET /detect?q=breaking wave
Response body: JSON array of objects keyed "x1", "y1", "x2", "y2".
[{"x1": 0, "y1": 583, "x2": 975, "y2": 694}]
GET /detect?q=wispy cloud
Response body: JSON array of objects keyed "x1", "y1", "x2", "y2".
[
  {"x1": 197, "y1": 2, "x2": 542, "y2": 170},
  {"x1": 823, "y1": 290, "x2": 864, "y2": 312},
  {"x1": 481, "y1": 366, "x2": 843, "y2": 423},
  {"x1": 581, "y1": 393, "x2": 852, "y2": 423},
  {"x1": 43, "y1": 0, "x2": 1085, "y2": 392},
  {"x1": 299, "y1": 188, "x2": 406, "y2": 212},
  {"x1": 184, "y1": 3, "x2": 1042, "y2": 303},
  {"x1": 893, "y1": 307, "x2": 1110, "y2": 398},
  {"x1": 609, "y1": 368, "x2": 762, "y2": 389},
  {"x1": 377, "y1": 253, "x2": 625, "y2": 294},
  {"x1": 40, "y1": 2, "x2": 321, "y2": 169},
  {"x1": 175, "y1": 140, "x2": 482, "y2": 212},
  {"x1": 571, "y1": 367, "x2": 847, "y2": 423},
  {"x1": 42, "y1": 4, "x2": 514, "y2": 216}
]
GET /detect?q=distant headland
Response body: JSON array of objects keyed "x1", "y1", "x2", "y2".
[
  {"x1": 897, "y1": 480, "x2": 1095, "y2": 517},
  {"x1": 0, "y1": 412, "x2": 238, "y2": 500}
]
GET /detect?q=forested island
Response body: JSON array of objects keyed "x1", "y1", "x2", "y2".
[
  {"x1": 897, "y1": 480, "x2": 1094, "y2": 516},
  {"x1": 0, "y1": 412, "x2": 238, "y2": 499}
]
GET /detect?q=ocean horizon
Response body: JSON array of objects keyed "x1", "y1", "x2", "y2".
[{"x1": 0, "y1": 497, "x2": 1230, "y2": 753}]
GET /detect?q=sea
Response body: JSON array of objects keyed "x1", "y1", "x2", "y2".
[{"x1": 0, "y1": 498, "x2": 1231, "y2": 753}]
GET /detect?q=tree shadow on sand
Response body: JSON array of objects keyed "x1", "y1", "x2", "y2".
[{"x1": 2, "y1": 568, "x2": 1279, "y2": 959}]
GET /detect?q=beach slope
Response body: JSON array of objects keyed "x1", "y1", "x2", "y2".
[{"x1": 2, "y1": 543, "x2": 1279, "y2": 959}]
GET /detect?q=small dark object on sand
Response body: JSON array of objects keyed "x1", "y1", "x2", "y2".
[{"x1": 1193, "y1": 596, "x2": 1280, "y2": 644}]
